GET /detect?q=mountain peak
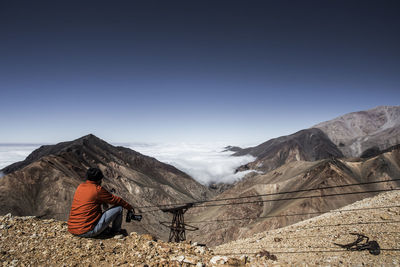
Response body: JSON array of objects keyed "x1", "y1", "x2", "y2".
[
  {"x1": 0, "y1": 136, "x2": 214, "y2": 241},
  {"x1": 68, "y1": 134, "x2": 110, "y2": 149},
  {"x1": 1, "y1": 134, "x2": 109, "y2": 174},
  {"x1": 77, "y1": 133, "x2": 101, "y2": 142}
]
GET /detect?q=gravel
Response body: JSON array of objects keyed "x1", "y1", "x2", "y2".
[
  {"x1": 1, "y1": 191, "x2": 399, "y2": 266},
  {"x1": 214, "y1": 190, "x2": 400, "y2": 266}
]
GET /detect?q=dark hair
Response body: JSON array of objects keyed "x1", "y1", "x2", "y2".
[{"x1": 86, "y1": 167, "x2": 104, "y2": 181}]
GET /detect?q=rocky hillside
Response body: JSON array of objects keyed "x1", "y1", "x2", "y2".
[
  {"x1": 215, "y1": 190, "x2": 400, "y2": 266},
  {"x1": 0, "y1": 134, "x2": 215, "y2": 241},
  {"x1": 188, "y1": 145, "x2": 400, "y2": 246},
  {"x1": 233, "y1": 128, "x2": 343, "y2": 173},
  {"x1": 1, "y1": 192, "x2": 398, "y2": 266},
  {"x1": 0, "y1": 214, "x2": 287, "y2": 266},
  {"x1": 314, "y1": 105, "x2": 400, "y2": 157},
  {"x1": 0, "y1": 214, "x2": 214, "y2": 266}
]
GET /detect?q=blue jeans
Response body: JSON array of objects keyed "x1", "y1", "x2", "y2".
[{"x1": 78, "y1": 206, "x2": 123, "y2": 238}]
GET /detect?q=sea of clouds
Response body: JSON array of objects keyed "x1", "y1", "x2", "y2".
[
  {"x1": 0, "y1": 143, "x2": 255, "y2": 184},
  {"x1": 127, "y1": 142, "x2": 256, "y2": 185},
  {"x1": 0, "y1": 144, "x2": 41, "y2": 169},
  {"x1": 0, "y1": 144, "x2": 42, "y2": 172}
]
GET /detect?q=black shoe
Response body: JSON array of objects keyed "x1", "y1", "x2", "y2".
[
  {"x1": 119, "y1": 229, "x2": 128, "y2": 237},
  {"x1": 110, "y1": 228, "x2": 128, "y2": 237},
  {"x1": 93, "y1": 227, "x2": 115, "y2": 239}
]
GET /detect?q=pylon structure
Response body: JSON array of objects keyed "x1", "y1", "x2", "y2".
[{"x1": 161, "y1": 203, "x2": 198, "y2": 242}]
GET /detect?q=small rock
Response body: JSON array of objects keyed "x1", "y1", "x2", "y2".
[
  {"x1": 21, "y1": 216, "x2": 36, "y2": 221},
  {"x1": 85, "y1": 242, "x2": 93, "y2": 249},
  {"x1": 227, "y1": 258, "x2": 243, "y2": 265},
  {"x1": 210, "y1": 256, "x2": 228, "y2": 264},
  {"x1": 171, "y1": 255, "x2": 185, "y2": 262},
  {"x1": 259, "y1": 250, "x2": 278, "y2": 261},
  {"x1": 114, "y1": 234, "x2": 125, "y2": 240},
  {"x1": 183, "y1": 256, "x2": 197, "y2": 264},
  {"x1": 141, "y1": 234, "x2": 156, "y2": 241},
  {"x1": 239, "y1": 255, "x2": 248, "y2": 264},
  {"x1": 195, "y1": 246, "x2": 206, "y2": 255},
  {"x1": 380, "y1": 214, "x2": 390, "y2": 220}
]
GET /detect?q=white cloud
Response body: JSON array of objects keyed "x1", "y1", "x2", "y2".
[
  {"x1": 0, "y1": 145, "x2": 40, "y2": 170},
  {"x1": 127, "y1": 142, "x2": 256, "y2": 185},
  {"x1": 0, "y1": 143, "x2": 256, "y2": 185}
]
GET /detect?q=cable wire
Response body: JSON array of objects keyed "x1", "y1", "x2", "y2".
[
  {"x1": 137, "y1": 178, "x2": 400, "y2": 211},
  {"x1": 216, "y1": 248, "x2": 400, "y2": 255},
  {"x1": 185, "y1": 205, "x2": 400, "y2": 224},
  {"x1": 139, "y1": 187, "x2": 400, "y2": 213},
  {"x1": 139, "y1": 206, "x2": 400, "y2": 228}
]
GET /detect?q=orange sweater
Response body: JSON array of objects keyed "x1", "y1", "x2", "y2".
[{"x1": 68, "y1": 180, "x2": 133, "y2": 235}]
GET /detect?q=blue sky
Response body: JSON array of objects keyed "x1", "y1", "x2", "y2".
[{"x1": 1, "y1": 1, "x2": 399, "y2": 145}]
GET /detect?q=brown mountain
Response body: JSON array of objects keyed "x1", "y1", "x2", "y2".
[
  {"x1": 314, "y1": 105, "x2": 400, "y2": 157},
  {"x1": 0, "y1": 134, "x2": 215, "y2": 240},
  {"x1": 188, "y1": 145, "x2": 400, "y2": 246},
  {"x1": 234, "y1": 128, "x2": 343, "y2": 172}
]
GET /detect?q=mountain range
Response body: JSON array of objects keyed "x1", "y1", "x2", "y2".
[
  {"x1": 233, "y1": 128, "x2": 343, "y2": 173},
  {"x1": 0, "y1": 105, "x2": 399, "y2": 246},
  {"x1": 188, "y1": 144, "x2": 400, "y2": 245},
  {"x1": 0, "y1": 134, "x2": 215, "y2": 240},
  {"x1": 230, "y1": 106, "x2": 400, "y2": 173},
  {"x1": 314, "y1": 105, "x2": 400, "y2": 157}
]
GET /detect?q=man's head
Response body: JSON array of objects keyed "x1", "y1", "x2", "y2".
[{"x1": 86, "y1": 167, "x2": 104, "y2": 181}]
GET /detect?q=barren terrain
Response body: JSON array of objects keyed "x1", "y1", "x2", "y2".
[
  {"x1": 215, "y1": 190, "x2": 400, "y2": 266},
  {"x1": 1, "y1": 190, "x2": 399, "y2": 266}
]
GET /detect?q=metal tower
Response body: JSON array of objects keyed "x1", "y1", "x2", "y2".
[{"x1": 161, "y1": 203, "x2": 198, "y2": 242}]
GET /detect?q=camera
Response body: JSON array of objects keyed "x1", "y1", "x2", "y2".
[{"x1": 126, "y1": 210, "x2": 142, "y2": 222}]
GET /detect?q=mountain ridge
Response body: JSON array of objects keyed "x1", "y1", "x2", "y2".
[
  {"x1": 233, "y1": 128, "x2": 343, "y2": 173},
  {"x1": 188, "y1": 145, "x2": 400, "y2": 246},
  {"x1": 313, "y1": 105, "x2": 400, "y2": 157},
  {"x1": 0, "y1": 134, "x2": 215, "y2": 241}
]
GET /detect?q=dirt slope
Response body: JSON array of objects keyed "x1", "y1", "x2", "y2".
[{"x1": 215, "y1": 190, "x2": 400, "y2": 266}]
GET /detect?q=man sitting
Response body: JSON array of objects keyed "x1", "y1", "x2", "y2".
[{"x1": 68, "y1": 167, "x2": 133, "y2": 238}]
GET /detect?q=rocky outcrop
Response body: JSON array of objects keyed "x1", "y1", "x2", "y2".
[
  {"x1": 314, "y1": 105, "x2": 400, "y2": 157},
  {"x1": 0, "y1": 134, "x2": 215, "y2": 241},
  {"x1": 222, "y1": 146, "x2": 243, "y2": 153},
  {"x1": 360, "y1": 144, "x2": 400, "y2": 159},
  {"x1": 234, "y1": 128, "x2": 343, "y2": 172}
]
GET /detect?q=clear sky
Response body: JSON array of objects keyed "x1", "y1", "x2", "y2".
[{"x1": 1, "y1": 0, "x2": 399, "y2": 145}]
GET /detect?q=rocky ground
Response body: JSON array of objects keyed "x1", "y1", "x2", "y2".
[
  {"x1": 0, "y1": 215, "x2": 259, "y2": 266},
  {"x1": 1, "y1": 191, "x2": 399, "y2": 266},
  {"x1": 215, "y1": 190, "x2": 400, "y2": 266}
]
